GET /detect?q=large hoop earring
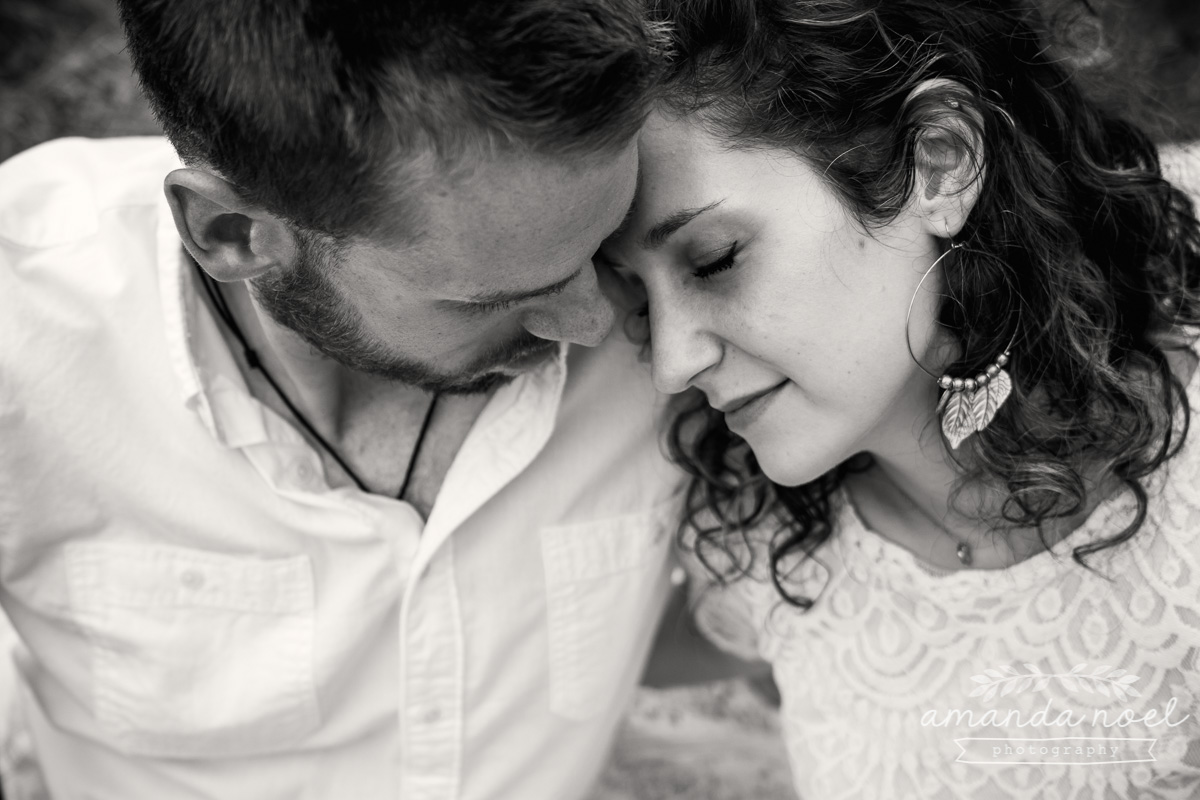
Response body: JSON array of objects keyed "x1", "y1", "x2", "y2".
[{"x1": 905, "y1": 242, "x2": 1015, "y2": 450}]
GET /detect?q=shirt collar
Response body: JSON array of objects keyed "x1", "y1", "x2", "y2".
[{"x1": 156, "y1": 188, "x2": 213, "y2": 427}]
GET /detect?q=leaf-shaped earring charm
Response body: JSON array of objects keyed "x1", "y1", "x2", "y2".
[
  {"x1": 941, "y1": 389, "x2": 977, "y2": 449},
  {"x1": 969, "y1": 370, "x2": 1011, "y2": 434},
  {"x1": 937, "y1": 352, "x2": 1012, "y2": 450}
]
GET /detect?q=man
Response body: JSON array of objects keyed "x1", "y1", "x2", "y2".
[{"x1": 0, "y1": 2, "x2": 683, "y2": 798}]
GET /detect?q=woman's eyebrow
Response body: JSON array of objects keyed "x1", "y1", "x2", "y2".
[{"x1": 642, "y1": 200, "x2": 724, "y2": 249}]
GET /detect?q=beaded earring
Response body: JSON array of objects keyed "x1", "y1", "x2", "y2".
[{"x1": 905, "y1": 243, "x2": 1015, "y2": 449}]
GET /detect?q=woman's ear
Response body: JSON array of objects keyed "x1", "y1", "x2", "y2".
[
  {"x1": 163, "y1": 168, "x2": 299, "y2": 282},
  {"x1": 905, "y1": 78, "x2": 986, "y2": 239}
]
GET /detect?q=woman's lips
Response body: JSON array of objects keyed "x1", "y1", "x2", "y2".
[{"x1": 721, "y1": 381, "x2": 788, "y2": 428}]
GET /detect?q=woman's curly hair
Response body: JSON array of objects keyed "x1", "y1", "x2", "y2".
[{"x1": 649, "y1": 0, "x2": 1200, "y2": 606}]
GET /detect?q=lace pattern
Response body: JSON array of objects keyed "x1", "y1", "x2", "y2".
[{"x1": 686, "y1": 372, "x2": 1200, "y2": 799}]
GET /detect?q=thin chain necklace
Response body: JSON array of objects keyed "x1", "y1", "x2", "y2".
[
  {"x1": 195, "y1": 262, "x2": 438, "y2": 500},
  {"x1": 872, "y1": 468, "x2": 975, "y2": 567}
]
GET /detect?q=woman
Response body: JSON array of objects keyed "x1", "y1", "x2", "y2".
[{"x1": 601, "y1": 0, "x2": 1200, "y2": 797}]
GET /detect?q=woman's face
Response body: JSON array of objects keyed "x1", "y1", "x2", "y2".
[{"x1": 601, "y1": 111, "x2": 951, "y2": 485}]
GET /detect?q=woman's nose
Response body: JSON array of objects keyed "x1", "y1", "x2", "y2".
[{"x1": 648, "y1": 297, "x2": 721, "y2": 395}]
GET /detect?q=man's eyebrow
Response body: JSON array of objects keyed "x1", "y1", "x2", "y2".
[
  {"x1": 642, "y1": 200, "x2": 723, "y2": 249},
  {"x1": 454, "y1": 265, "x2": 584, "y2": 307}
]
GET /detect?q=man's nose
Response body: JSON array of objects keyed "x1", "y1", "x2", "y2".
[{"x1": 520, "y1": 266, "x2": 615, "y2": 347}]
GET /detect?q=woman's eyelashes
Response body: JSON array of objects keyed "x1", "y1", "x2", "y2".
[{"x1": 691, "y1": 242, "x2": 740, "y2": 281}]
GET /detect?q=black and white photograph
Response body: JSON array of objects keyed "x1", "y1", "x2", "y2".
[{"x1": 2, "y1": 1, "x2": 1200, "y2": 798}]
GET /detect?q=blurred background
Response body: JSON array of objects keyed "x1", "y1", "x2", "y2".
[
  {"x1": 3, "y1": 0, "x2": 1200, "y2": 162},
  {"x1": 2, "y1": 0, "x2": 1200, "y2": 798}
]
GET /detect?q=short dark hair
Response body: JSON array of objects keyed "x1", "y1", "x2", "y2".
[
  {"x1": 118, "y1": 0, "x2": 664, "y2": 239},
  {"x1": 652, "y1": 0, "x2": 1200, "y2": 604}
]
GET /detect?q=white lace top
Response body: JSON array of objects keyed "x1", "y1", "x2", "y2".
[{"x1": 687, "y1": 367, "x2": 1200, "y2": 799}]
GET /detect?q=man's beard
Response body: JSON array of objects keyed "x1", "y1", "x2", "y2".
[{"x1": 249, "y1": 239, "x2": 558, "y2": 395}]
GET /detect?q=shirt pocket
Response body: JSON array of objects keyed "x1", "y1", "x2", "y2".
[
  {"x1": 64, "y1": 541, "x2": 319, "y2": 759},
  {"x1": 540, "y1": 502, "x2": 674, "y2": 722}
]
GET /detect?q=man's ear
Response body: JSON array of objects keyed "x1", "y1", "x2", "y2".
[
  {"x1": 906, "y1": 79, "x2": 986, "y2": 239},
  {"x1": 164, "y1": 169, "x2": 299, "y2": 282}
]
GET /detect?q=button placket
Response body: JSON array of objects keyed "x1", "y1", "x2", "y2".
[{"x1": 401, "y1": 547, "x2": 462, "y2": 800}]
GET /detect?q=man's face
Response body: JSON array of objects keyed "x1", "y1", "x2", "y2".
[{"x1": 251, "y1": 144, "x2": 639, "y2": 394}]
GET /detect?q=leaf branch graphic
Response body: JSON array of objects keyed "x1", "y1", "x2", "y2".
[{"x1": 967, "y1": 663, "x2": 1141, "y2": 703}]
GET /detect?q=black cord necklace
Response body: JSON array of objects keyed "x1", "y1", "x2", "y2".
[{"x1": 194, "y1": 262, "x2": 438, "y2": 500}]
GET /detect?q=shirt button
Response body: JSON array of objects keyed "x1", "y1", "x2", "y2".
[
  {"x1": 180, "y1": 569, "x2": 206, "y2": 590},
  {"x1": 295, "y1": 461, "x2": 319, "y2": 487}
]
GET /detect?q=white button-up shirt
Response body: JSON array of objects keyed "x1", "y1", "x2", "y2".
[{"x1": 0, "y1": 137, "x2": 683, "y2": 800}]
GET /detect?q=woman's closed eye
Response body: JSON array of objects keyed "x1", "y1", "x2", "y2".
[{"x1": 692, "y1": 242, "x2": 740, "y2": 281}]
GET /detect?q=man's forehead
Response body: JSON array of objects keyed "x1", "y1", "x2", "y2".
[{"x1": 387, "y1": 145, "x2": 640, "y2": 294}]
